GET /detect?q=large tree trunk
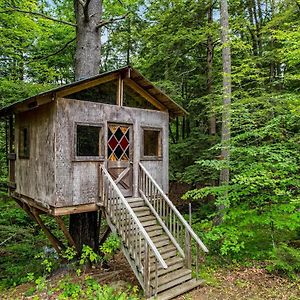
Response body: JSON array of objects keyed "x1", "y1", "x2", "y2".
[
  {"x1": 69, "y1": 0, "x2": 102, "y2": 252},
  {"x1": 207, "y1": 0, "x2": 216, "y2": 135},
  {"x1": 216, "y1": 0, "x2": 231, "y2": 225},
  {"x1": 74, "y1": 0, "x2": 102, "y2": 80}
]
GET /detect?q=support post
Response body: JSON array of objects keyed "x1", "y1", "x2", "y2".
[
  {"x1": 55, "y1": 216, "x2": 77, "y2": 250},
  {"x1": 30, "y1": 208, "x2": 65, "y2": 254}
]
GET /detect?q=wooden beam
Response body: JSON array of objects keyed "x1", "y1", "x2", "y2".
[
  {"x1": 15, "y1": 94, "x2": 53, "y2": 113},
  {"x1": 12, "y1": 193, "x2": 49, "y2": 213},
  {"x1": 31, "y1": 208, "x2": 65, "y2": 254},
  {"x1": 51, "y1": 203, "x2": 98, "y2": 216},
  {"x1": 14, "y1": 198, "x2": 38, "y2": 222},
  {"x1": 57, "y1": 74, "x2": 118, "y2": 98},
  {"x1": 99, "y1": 226, "x2": 111, "y2": 245},
  {"x1": 15, "y1": 199, "x2": 65, "y2": 254},
  {"x1": 116, "y1": 75, "x2": 123, "y2": 106},
  {"x1": 124, "y1": 79, "x2": 168, "y2": 112},
  {"x1": 54, "y1": 216, "x2": 77, "y2": 250}
]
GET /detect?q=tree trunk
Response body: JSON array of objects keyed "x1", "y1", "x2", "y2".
[
  {"x1": 69, "y1": 211, "x2": 101, "y2": 252},
  {"x1": 207, "y1": 0, "x2": 216, "y2": 135},
  {"x1": 216, "y1": 0, "x2": 231, "y2": 225},
  {"x1": 69, "y1": 0, "x2": 102, "y2": 253},
  {"x1": 74, "y1": 0, "x2": 102, "y2": 80},
  {"x1": 247, "y1": 0, "x2": 258, "y2": 56},
  {"x1": 256, "y1": 0, "x2": 263, "y2": 55},
  {"x1": 252, "y1": 0, "x2": 262, "y2": 56}
]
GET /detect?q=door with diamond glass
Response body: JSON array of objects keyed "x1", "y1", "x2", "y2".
[{"x1": 107, "y1": 123, "x2": 133, "y2": 197}]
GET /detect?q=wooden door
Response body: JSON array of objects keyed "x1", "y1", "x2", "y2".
[{"x1": 107, "y1": 124, "x2": 133, "y2": 197}]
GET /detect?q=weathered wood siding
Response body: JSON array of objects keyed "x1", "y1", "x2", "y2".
[
  {"x1": 15, "y1": 102, "x2": 56, "y2": 206},
  {"x1": 55, "y1": 98, "x2": 169, "y2": 207}
]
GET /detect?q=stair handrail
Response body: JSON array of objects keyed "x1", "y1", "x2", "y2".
[
  {"x1": 139, "y1": 162, "x2": 209, "y2": 254},
  {"x1": 100, "y1": 165, "x2": 168, "y2": 270}
]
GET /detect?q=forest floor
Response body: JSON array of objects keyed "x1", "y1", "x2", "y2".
[{"x1": 1, "y1": 251, "x2": 300, "y2": 300}]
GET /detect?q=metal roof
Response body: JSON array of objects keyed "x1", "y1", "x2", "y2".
[{"x1": 0, "y1": 66, "x2": 187, "y2": 117}]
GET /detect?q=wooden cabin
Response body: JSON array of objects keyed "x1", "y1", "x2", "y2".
[{"x1": 0, "y1": 66, "x2": 208, "y2": 300}]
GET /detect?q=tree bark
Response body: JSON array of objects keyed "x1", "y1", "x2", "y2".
[
  {"x1": 69, "y1": 0, "x2": 102, "y2": 252},
  {"x1": 247, "y1": 0, "x2": 258, "y2": 56},
  {"x1": 216, "y1": 0, "x2": 231, "y2": 225},
  {"x1": 74, "y1": 0, "x2": 102, "y2": 80},
  {"x1": 69, "y1": 210, "x2": 101, "y2": 252},
  {"x1": 207, "y1": 0, "x2": 216, "y2": 135}
]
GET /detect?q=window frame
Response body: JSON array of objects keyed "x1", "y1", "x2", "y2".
[
  {"x1": 18, "y1": 125, "x2": 30, "y2": 159},
  {"x1": 73, "y1": 122, "x2": 104, "y2": 162},
  {"x1": 141, "y1": 127, "x2": 162, "y2": 161}
]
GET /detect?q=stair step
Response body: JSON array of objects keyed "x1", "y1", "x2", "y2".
[
  {"x1": 159, "y1": 256, "x2": 183, "y2": 268},
  {"x1": 132, "y1": 206, "x2": 151, "y2": 213},
  {"x1": 127, "y1": 201, "x2": 145, "y2": 208},
  {"x1": 148, "y1": 229, "x2": 164, "y2": 238},
  {"x1": 156, "y1": 269, "x2": 192, "y2": 293},
  {"x1": 141, "y1": 239, "x2": 170, "y2": 252},
  {"x1": 126, "y1": 197, "x2": 143, "y2": 202},
  {"x1": 139, "y1": 215, "x2": 156, "y2": 222},
  {"x1": 150, "y1": 278, "x2": 205, "y2": 300},
  {"x1": 135, "y1": 210, "x2": 151, "y2": 218},
  {"x1": 141, "y1": 219, "x2": 157, "y2": 227},
  {"x1": 150, "y1": 257, "x2": 184, "y2": 278},
  {"x1": 152, "y1": 235, "x2": 169, "y2": 244},
  {"x1": 149, "y1": 252, "x2": 181, "y2": 267},
  {"x1": 132, "y1": 233, "x2": 166, "y2": 244},
  {"x1": 150, "y1": 244, "x2": 176, "y2": 257},
  {"x1": 144, "y1": 224, "x2": 162, "y2": 232}
]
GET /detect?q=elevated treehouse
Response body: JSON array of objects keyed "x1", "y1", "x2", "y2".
[{"x1": 0, "y1": 66, "x2": 208, "y2": 300}]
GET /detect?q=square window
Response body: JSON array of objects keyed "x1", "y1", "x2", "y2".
[
  {"x1": 19, "y1": 127, "x2": 30, "y2": 159},
  {"x1": 143, "y1": 129, "x2": 161, "y2": 157},
  {"x1": 76, "y1": 125, "x2": 101, "y2": 157}
]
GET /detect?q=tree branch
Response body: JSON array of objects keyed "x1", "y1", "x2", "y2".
[
  {"x1": 31, "y1": 37, "x2": 76, "y2": 61},
  {"x1": 0, "y1": 8, "x2": 77, "y2": 27},
  {"x1": 84, "y1": 0, "x2": 92, "y2": 22},
  {"x1": 78, "y1": 0, "x2": 86, "y2": 8},
  {"x1": 96, "y1": 12, "x2": 129, "y2": 29}
]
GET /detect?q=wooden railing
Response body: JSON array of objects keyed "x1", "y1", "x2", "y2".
[
  {"x1": 138, "y1": 163, "x2": 208, "y2": 274},
  {"x1": 99, "y1": 165, "x2": 167, "y2": 297}
]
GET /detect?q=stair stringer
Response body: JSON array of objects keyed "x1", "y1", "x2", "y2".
[{"x1": 104, "y1": 212, "x2": 145, "y2": 290}]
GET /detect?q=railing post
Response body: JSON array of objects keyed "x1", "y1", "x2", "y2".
[
  {"x1": 155, "y1": 260, "x2": 158, "y2": 297},
  {"x1": 196, "y1": 244, "x2": 200, "y2": 279},
  {"x1": 144, "y1": 242, "x2": 151, "y2": 298},
  {"x1": 185, "y1": 228, "x2": 192, "y2": 269}
]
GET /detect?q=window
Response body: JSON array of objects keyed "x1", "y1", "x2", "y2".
[
  {"x1": 107, "y1": 125, "x2": 130, "y2": 161},
  {"x1": 143, "y1": 129, "x2": 161, "y2": 157},
  {"x1": 19, "y1": 127, "x2": 30, "y2": 159},
  {"x1": 123, "y1": 84, "x2": 158, "y2": 110},
  {"x1": 68, "y1": 80, "x2": 118, "y2": 105},
  {"x1": 76, "y1": 125, "x2": 102, "y2": 157}
]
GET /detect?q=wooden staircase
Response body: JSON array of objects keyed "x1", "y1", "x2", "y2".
[{"x1": 99, "y1": 164, "x2": 208, "y2": 299}]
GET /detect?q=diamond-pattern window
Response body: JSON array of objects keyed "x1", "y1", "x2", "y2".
[
  {"x1": 108, "y1": 125, "x2": 130, "y2": 161},
  {"x1": 119, "y1": 136, "x2": 129, "y2": 150}
]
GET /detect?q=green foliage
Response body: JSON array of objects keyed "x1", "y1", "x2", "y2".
[
  {"x1": 80, "y1": 245, "x2": 100, "y2": 265},
  {"x1": 182, "y1": 92, "x2": 300, "y2": 277},
  {"x1": 0, "y1": 200, "x2": 43, "y2": 289},
  {"x1": 267, "y1": 243, "x2": 300, "y2": 279},
  {"x1": 100, "y1": 234, "x2": 121, "y2": 261},
  {"x1": 62, "y1": 246, "x2": 78, "y2": 261}
]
